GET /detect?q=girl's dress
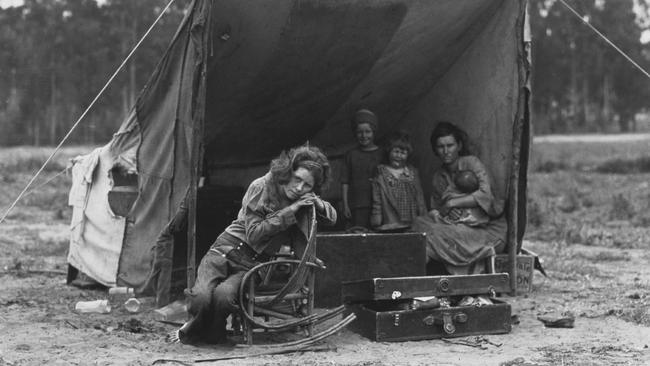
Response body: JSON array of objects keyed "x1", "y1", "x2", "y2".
[
  {"x1": 370, "y1": 164, "x2": 426, "y2": 230},
  {"x1": 341, "y1": 147, "x2": 383, "y2": 228}
]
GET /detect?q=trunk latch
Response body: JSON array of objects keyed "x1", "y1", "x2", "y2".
[{"x1": 422, "y1": 312, "x2": 467, "y2": 334}]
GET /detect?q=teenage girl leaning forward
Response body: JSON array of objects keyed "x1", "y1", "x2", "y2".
[
  {"x1": 172, "y1": 144, "x2": 337, "y2": 345},
  {"x1": 341, "y1": 109, "x2": 383, "y2": 230}
]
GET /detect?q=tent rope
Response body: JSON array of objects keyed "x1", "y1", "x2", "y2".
[
  {"x1": 23, "y1": 166, "x2": 71, "y2": 198},
  {"x1": 558, "y1": 0, "x2": 650, "y2": 80},
  {"x1": 0, "y1": 0, "x2": 177, "y2": 226}
]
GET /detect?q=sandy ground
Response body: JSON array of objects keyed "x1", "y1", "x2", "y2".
[{"x1": 1, "y1": 229, "x2": 649, "y2": 366}]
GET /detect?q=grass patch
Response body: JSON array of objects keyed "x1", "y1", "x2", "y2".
[
  {"x1": 595, "y1": 156, "x2": 650, "y2": 174},
  {"x1": 20, "y1": 181, "x2": 72, "y2": 211},
  {"x1": 0, "y1": 146, "x2": 87, "y2": 215},
  {"x1": 573, "y1": 250, "x2": 630, "y2": 262},
  {"x1": 619, "y1": 307, "x2": 650, "y2": 326},
  {"x1": 533, "y1": 160, "x2": 569, "y2": 173},
  {"x1": 0, "y1": 146, "x2": 89, "y2": 173},
  {"x1": 527, "y1": 241, "x2": 611, "y2": 279},
  {"x1": 548, "y1": 259, "x2": 606, "y2": 279},
  {"x1": 526, "y1": 168, "x2": 650, "y2": 248},
  {"x1": 24, "y1": 240, "x2": 68, "y2": 257},
  {"x1": 526, "y1": 196, "x2": 545, "y2": 228},
  {"x1": 531, "y1": 136, "x2": 650, "y2": 173},
  {"x1": 609, "y1": 194, "x2": 635, "y2": 220},
  {"x1": 23, "y1": 228, "x2": 69, "y2": 256}
]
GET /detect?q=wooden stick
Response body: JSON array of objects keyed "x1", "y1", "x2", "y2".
[{"x1": 194, "y1": 344, "x2": 336, "y2": 363}]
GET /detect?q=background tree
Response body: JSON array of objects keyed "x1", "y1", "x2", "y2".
[
  {"x1": 0, "y1": 0, "x2": 188, "y2": 146},
  {"x1": 530, "y1": 0, "x2": 650, "y2": 134}
]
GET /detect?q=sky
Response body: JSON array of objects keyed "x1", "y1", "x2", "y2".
[{"x1": 0, "y1": 0, "x2": 22, "y2": 8}]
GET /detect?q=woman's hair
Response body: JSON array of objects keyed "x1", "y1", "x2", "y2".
[
  {"x1": 384, "y1": 130, "x2": 413, "y2": 160},
  {"x1": 351, "y1": 109, "x2": 378, "y2": 133},
  {"x1": 269, "y1": 144, "x2": 331, "y2": 194},
  {"x1": 429, "y1": 121, "x2": 471, "y2": 156}
]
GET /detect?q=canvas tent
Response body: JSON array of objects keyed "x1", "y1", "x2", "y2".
[{"x1": 68, "y1": 0, "x2": 531, "y2": 295}]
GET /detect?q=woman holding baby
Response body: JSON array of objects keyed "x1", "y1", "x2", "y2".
[{"x1": 411, "y1": 121, "x2": 507, "y2": 275}]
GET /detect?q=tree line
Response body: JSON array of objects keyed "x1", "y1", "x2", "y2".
[
  {"x1": 530, "y1": 0, "x2": 650, "y2": 133},
  {"x1": 0, "y1": 0, "x2": 189, "y2": 146},
  {"x1": 1, "y1": 0, "x2": 650, "y2": 147}
]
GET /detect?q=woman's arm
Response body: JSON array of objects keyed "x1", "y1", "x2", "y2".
[
  {"x1": 464, "y1": 156, "x2": 502, "y2": 217},
  {"x1": 445, "y1": 194, "x2": 478, "y2": 209},
  {"x1": 242, "y1": 180, "x2": 298, "y2": 246}
]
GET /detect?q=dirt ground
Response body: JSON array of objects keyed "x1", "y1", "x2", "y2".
[
  {"x1": 1, "y1": 143, "x2": 650, "y2": 365},
  {"x1": 1, "y1": 239, "x2": 649, "y2": 366}
]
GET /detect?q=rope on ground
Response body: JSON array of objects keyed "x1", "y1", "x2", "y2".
[
  {"x1": 558, "y1": 0, "x2": 650, "y2": 80},
  {"x1": 0, "y1": 0, "x2": 177, "y2": 226},
  {"x1": 152, "y1": 343, "x2": 338, "y2": 365},
  {"x1": 195, "y1": 343, "x2": 337, "y2": 363}
]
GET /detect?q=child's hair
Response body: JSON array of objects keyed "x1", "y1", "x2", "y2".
[
  {"x1": 385, "y1": 130, "x2": 413, "y2": 159},
  {"x1": 270, "y1": 144, "x2": 331, "y2": 194},
  {"x1": 454, "y1": 170, "x2": 479, "y2": 193},
  {"x1": 351, "y1": 109, "x2": 378, "y2": 132}
]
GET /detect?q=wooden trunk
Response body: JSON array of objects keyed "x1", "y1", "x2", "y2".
[
  {"x1": 314, "y1": 233, "x2": 427, "y2": 308},
  {"x1": 342, "y1": 274, "x2": 512, "y2": 342}
]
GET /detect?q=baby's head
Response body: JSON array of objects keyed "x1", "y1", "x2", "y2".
[
  {"x1": 351, "y1": 109, "x2": 378, "y2": 149},
  {"x1": 454, "y1": 170, "x2": 479, "y2": 193}
]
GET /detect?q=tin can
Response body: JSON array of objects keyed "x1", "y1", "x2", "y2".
[
  {"x1": 124, "y1": 298, "x2": 142, "y2": 313},
  {"x1": 108, "y1": 287, "x2": 134, "y2": 303},
  {"x1": 75, "y1": 299, "x2": 111, "y2": 314},
  {"x1": 108, "y1": 287, "x2": 134, "y2": 296}
]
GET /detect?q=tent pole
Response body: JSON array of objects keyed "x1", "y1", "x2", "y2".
[
  {"x1": 507, "y1": 0, "x2": 531, "y2": 296},
  {"x1": 186, "y1": 183, "x2": 197, "y2": 290},
  {"x1": 186, "y1": 0, "x2": 210, "y2": 291},
  {"x1": 508, "y1": 145, "x2": 520, "y2": 295},
  {"x1": 186, "y1": 126, "x2": 206, "y2": 291}
]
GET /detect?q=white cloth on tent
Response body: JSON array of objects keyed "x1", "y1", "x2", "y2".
[
  {"x1": 68, "y1": 148, "x2": 100, "y2": 208},
  {"x1": 67, "y1": 146, "x2": 126, "y2": 287}
]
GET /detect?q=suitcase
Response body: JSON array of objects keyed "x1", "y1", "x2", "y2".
[
  {"x1": 314, "y1": 233, "x2": 427, "y2": 307},
  {"x1": 342, "y1": 273, "x2": 512, "y2": 342}
]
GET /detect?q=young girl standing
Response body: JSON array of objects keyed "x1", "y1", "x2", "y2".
[
  {"x1": 341, "y1": 109, "x2": 384, "y2": 229},
  {"x1": 370, "y1": 132, "x2": 427, "y2": 231}
]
